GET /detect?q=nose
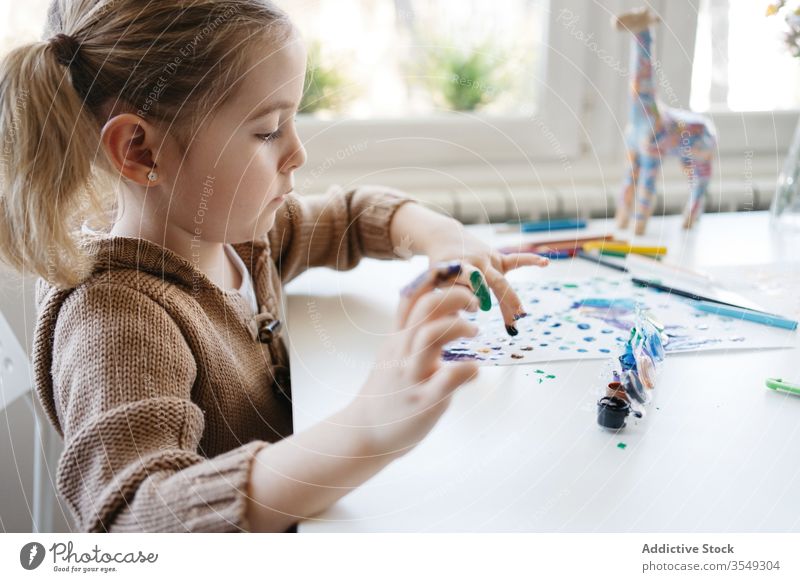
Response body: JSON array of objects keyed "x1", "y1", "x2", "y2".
[{"x1": 281, "y1": 134, "x2": 307, "y2": 174}]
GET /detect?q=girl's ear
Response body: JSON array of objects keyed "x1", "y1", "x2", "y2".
[{"x1": 99, "y1": 113, "x2": 164, "y2": 186}]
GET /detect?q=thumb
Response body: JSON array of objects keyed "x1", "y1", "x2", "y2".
[{"x1": 426, "y1": 361, "x2": 480, "y2": 401}]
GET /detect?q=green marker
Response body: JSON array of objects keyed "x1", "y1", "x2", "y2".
[
  {"x1": 469, "y1": 270, "x2": 492, "y2": 311},
  {"x1": 766, "y1": 378, "x2": 800, "y2": 396}
]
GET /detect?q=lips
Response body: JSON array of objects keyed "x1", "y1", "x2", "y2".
[{"x1": 269, "y1": 191, "x2": 289, "y2": 205}]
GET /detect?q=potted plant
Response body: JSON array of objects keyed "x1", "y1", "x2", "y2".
[
  {"x1": 299, "y1": 40, "x2": 352, "y2": 116},
  {"x1": 409, "y1": 40, "x2": 509, "y2": 112}
]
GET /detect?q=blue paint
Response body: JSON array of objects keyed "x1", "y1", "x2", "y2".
[
  {"x1": 442, "y1": 349, "x2": 481, "y2": 361},
  {"x1": 551, "y1": 322, "x2": 562, "y2": 328},
  {"x1": 577, "y1": 323, "x2": 591, "y2": 330},
  {"x1": 572, "y1": 298, "x2": 638, "y2": 311},
  {"x1": 619, "y1": 345, "x2": 637, "y2": 371},
  {"x1": 583, "y1": 336, "x2": 596, "y2": 342}
]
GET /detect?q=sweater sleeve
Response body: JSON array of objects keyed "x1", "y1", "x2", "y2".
[
  {"x1": 50, "y1": 282, "x2": 270, "y2": 533},
  {"x1": 268, "y1": 183, "x2": 417, "y2": 283}
]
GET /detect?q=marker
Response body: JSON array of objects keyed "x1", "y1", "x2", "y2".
[
  {"x1": 496, "y1": 234, "x2": 614, "y2": 254},
  {"x1": 766, "y1": 378, "x2": 800, "y2": 396},
  {"x1": 508, "y1": 218, "x2": 587, "y2": 233},
  {"x1": 693, "y1": 300, "x2": 798, "y2": 331},
  {"x1": 536, "y1": 249, "x2": 574, "y2": 260},
  {"x1": 583, "y1": 241, "x2": 667, "y2": 256},
  {"x1": 632, "y1": 278, "x2": 793, "y2": 323},
  {"x1": 576, "y1": 250, "x2": 629, "y2": 273}
]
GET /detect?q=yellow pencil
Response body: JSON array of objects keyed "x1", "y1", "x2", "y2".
[{"x1": 582, "y1": 241, "x2": 667, "y2": 256}]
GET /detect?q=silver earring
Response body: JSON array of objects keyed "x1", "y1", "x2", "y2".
[{"x1": 147, "y1": 169, "x2": 158, "y2": 181}]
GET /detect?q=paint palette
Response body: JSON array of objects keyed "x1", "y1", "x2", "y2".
[{"x1": 442, "y1": 275, "x2": 795, "y2": 365}]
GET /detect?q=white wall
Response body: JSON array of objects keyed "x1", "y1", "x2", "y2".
[{"x1": 0, "y1": 271, "x2": 72, "y2": 533}]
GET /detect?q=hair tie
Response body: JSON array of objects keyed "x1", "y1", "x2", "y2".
[{"x1": 48, "y1": 33, "x2": 81, "y2": 67}]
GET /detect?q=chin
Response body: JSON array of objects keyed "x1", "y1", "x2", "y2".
[{"x1": 254, "y1": 212, "x2": 278, "y2": 236}]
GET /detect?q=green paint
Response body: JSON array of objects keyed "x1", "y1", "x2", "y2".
[
  {"x1": 535, "y1": 369, "x2": 545, "y2": 374},
  {"x1": 564, "y1": 283, "x2": 578, "y2": 288},
  {"x1": 617, "y1": 442, "x2": 627, "y2": 450},
  {"x1": 469, "y1": 270, "x2": 492, "y2": 311},
  {"x1": 546, "y1": 374, "x2": 556, "y2": 379},
  {"x1": 538, "y1": 378, "x2": 543, "y2": 384}
]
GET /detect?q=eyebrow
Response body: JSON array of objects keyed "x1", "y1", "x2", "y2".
[{"x1": 246, "y1": 100, "x2": 297, "y2": 121}]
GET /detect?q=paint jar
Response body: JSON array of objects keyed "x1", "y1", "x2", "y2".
[{"x1": 597, "y1": 309, "x2": 666, "y2": 430}]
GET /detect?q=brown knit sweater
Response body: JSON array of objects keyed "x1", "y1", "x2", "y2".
[{"x1": 32, "y1": 184, "x2": 415, "y2": 533}]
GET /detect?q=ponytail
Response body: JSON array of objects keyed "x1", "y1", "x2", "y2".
[{"x1": 0, "y1": 40, "x2": 108, "y2": 288}]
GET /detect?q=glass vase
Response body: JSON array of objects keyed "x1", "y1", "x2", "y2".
[{"x1": 771, "y1": 117, "x2": 800, "y2": 229}]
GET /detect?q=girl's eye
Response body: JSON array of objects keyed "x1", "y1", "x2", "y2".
[{"x1": 257, "y1": 130, "x2": 282, "y2": 143}]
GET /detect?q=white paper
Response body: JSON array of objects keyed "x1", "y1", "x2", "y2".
[{"x1": 442, "y1": 275, "x2": 796, "y2": 366}]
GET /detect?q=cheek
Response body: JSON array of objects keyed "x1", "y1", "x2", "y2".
[
  {"x1": 175, "y1": 139, "x2": 282, "y2": 231},
  {"x1": 219, "y1": 142, "x2": 280, "y2": 197}
]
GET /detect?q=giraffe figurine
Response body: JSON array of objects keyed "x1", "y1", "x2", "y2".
[{"x1": 614, "y1": 8, "x2": 717, "y2": 235}]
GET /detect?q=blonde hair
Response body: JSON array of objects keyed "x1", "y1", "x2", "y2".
[{"x1": 0, "y1": 0, "x2": 293, "y2": 288}]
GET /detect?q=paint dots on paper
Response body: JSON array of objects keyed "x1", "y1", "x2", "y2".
[{"x1": 533, "y1": 369, "x2": 557, "y2": 384}]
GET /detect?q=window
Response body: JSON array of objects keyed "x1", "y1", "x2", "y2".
[
  {"x1": 283, "y1": 0, "x2": 547, "y2": 118},
  {"x1": 691, "y1": 0, "x2": 800, "y2": 111}
]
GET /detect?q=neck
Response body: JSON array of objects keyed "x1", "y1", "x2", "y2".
[
  {"x1": 628, "y1": 28, "x2": 659, "y2": 123},
  {"x1": 108, "y1": 191, "x2": 241, "y2": 291}
]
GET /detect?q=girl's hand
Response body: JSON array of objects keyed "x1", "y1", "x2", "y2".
[
  {"x1": 345, "y1": 262, "x2": 480, "y2": 461},
  {"x1": 390, "y1": 204, "x2": 549, "y2": 335},
  {"x1": 424, "y1": 228, "x2": 550, "y2": 336}
]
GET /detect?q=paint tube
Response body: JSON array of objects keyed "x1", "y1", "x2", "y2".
[{"x1": 597, "y1": 306, "x2": 667, "y2": 429}]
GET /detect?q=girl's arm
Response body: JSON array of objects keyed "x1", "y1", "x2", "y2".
[
  {"x1": 245, "y1": 404, "x2": 392, "y2": 532},
  {"x1": 43, "y1": 282, "x2": 271, "y2": 533},
  {"x1": 268, "y1": 184, "x2": 417, "y2": 284},
  {"x1": 246, "y1": 264, "x2": 481, "y2": 532}
]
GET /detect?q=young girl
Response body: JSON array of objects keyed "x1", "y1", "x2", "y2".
[{"x1": 0, "y1": 0, "x2": 548, "y2": 533}]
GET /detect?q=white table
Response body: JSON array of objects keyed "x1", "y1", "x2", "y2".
[{"x1": 284, "y1": 211, "x2": 800, "y2": 532}]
